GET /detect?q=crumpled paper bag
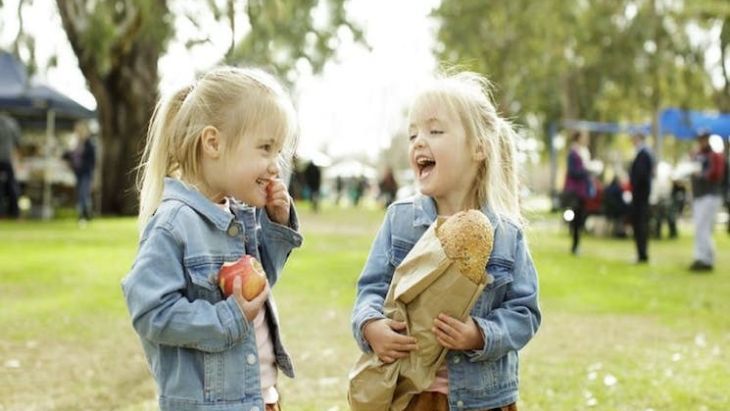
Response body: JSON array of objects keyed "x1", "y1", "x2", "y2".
[{"x1": 348, "y1": 215, "x2": 492, "y2": 411}]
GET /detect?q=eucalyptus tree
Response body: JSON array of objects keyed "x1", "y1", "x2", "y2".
[
  {"x1": 50, "y1": 0, "x2": 361, "y2": 214},
  {"x1": 433, "y1": 0, "x2": 722, "y2": 142}
]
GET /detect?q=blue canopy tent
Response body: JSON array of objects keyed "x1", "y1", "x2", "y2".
[
  {"x1": 658, "y1": 108, "x2": 730, "y2": 139},
  {"x1": 0, "y1": 51, "x2": 96, "y2": 218},
  {"x1": 0, "y1": 51, "x2": 95, "y2": 129}
]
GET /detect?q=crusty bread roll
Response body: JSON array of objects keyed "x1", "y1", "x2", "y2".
[{"x1": 436, "y1": 210, "x2": 494, "y2": 284}]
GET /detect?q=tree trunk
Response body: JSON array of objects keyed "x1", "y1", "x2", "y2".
[
  {"x1": 96, "y1": 45, "x2": 159, "y2": 215},
  {"x1": 56, "y1": 0, "x2": 166, "y2": 215}
]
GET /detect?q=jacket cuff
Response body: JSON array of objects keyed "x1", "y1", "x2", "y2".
[
  {"x1": 222, "y1": 297, "x2": 251, "y2": 343},
  {"x1": 464, "y1": 316, "x2": 499, "y2": 362},
  {"x1": 260, "y1": 205, "x2": 303, "y2": 247},
  {"x1": 353, "y1": 308, "x2": 386, "y2": 353}
]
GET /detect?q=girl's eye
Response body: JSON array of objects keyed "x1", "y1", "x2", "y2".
[
  {"x1": 408, "y1": 134, "x2": 417, "y2": 141},
  {"x1": 260, "y1": 144, "x2": 272, "y2": 152},
  {"x1": 430, "y1": 130, "x2": 444, "y2": 135}
]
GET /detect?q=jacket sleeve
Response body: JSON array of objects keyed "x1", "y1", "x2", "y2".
[
  {"x1": 351, "y1": 212, "x2": 395, "y2": 352},
  {"x1": 257, "y1": 205, "x2": 304, "y2": 286},
  {"x1": 121, "y1": 225, "x2": 250, "y2": 353},
  {"x1": 466, "y1": 229, "x2": 541, "y2": 362}
]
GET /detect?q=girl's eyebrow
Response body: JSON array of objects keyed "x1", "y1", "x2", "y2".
[{"x1": 409, "y1": 117, "x2": 442, "y2": 129}]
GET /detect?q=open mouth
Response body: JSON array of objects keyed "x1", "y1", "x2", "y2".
[{"x1": 415, "y1": 155, "x2": 436, "y2": 179}]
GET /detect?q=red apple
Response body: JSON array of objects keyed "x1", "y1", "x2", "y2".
[{"x1": 218, "y1": 255, "x2": 267, "y2": 300}]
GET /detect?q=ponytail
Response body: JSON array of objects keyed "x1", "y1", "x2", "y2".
[
  {"x1": 136, "y1": 85, "x2": 194, "y2": 232},
  {"x1": 492, "y1": 116, "x2": 524, "y2": 226}
]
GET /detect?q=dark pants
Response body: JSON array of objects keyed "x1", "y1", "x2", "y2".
[
  {"x1": 632, "y1": 199, "x2": 650, "y2": 261},
  {"x1": 569, "y1": 196, "x2": 586, "y2": 254},
  {"x1": 0, "y1": 161, "x2": 19, "y2": 218},
  {"x1": 76, "y1": 172, "x2": 93, "y2": 220}
]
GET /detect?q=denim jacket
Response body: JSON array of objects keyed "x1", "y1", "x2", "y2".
[
  {"x1": 122, "y1": 178, "x2": 303, "y2": 411},
  {"x1": 351, "y1": 195, "x2": 541, "y2": 410}
]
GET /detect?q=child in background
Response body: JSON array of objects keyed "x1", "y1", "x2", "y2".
[
  {"x1": 122, "y1": 66, "x2": 302, "y2": 411},
  {"x1": 351, "y1": 71, "x2": 541, "y2": 411}
]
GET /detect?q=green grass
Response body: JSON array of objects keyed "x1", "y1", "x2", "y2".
[{"x1": 1, "y1": 205, "x2": 729, "y2": 410}]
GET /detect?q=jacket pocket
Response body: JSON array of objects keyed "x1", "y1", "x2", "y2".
[
  {"x1": 389, "y1": 236, "x2": 415, "y2": 267},
  {"x1": 184, "y1": 256, "x2": 229, "y2": 302},
  {"x1": 473, "y1": 257, "x2": 514, "y2": 315},
  {"x1": 486, "y1": 257, "x2": 514, "y2": 289}
]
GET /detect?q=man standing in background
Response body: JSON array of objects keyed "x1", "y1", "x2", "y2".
[
  {"x1": 0, "y1": 112, "x2": 21, "y2": 219},
  {"x1": 629, "y1": 133, "x2": 653, "y2": 263},
  {"x1": 64, "y1": 121, "x2": 97, "y2": 224},
  {"x1": 689, "y1": 132, "x2": 725, "y2": 272}
]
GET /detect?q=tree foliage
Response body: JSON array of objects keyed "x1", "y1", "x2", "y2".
[
  {"x1": 433, "y1": 0, "x2": 729, "y2": 138},
  {"x1": 48, "y1": 0, "x2": 362, "y2": 214}
]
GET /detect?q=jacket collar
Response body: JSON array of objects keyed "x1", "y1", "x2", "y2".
[
  {"x1": 412, "y1": 195, "x2": 499, "y2": 228},
  {"x1": 161, "y1": 177, "x2": 234, "y2": 231}
]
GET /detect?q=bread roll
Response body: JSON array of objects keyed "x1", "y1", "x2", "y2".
[{"x1": 436, "y1": 210, "x2": 494, "y2": 284}]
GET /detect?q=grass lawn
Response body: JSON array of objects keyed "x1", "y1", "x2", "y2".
[{"x1": 1, "y1": 205, "x2": 729, "y2": 410}]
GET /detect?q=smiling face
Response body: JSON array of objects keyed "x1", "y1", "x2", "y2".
[
  {"x1": 200, "y1": 101, "x2": 288, "y2": 207},
  {"x1": 408, "y1": 95, "x2": 482, "y2": 214},
  {"x1": 221, "y1": 131, "x2": 282, "y2": 207}
]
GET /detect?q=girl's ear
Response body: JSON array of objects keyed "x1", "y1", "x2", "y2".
[{"x1": 200, "y1": 126, "x2": 221, "y2": 158}]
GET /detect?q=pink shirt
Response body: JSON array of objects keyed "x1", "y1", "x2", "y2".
[
  {"x1": 426, "y1": 365, "x2": 449, "y2": 394},
  {"x1": 216, "y1": 199, "x2": 278, "y2": 404}
]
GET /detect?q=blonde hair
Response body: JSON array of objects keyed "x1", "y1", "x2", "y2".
[
  {"x1": 136, "y1": 66, "x2": 298, "y2": 231},
  {"x1": 413, "y1": 71, "x2": 524, "y2": 226}
]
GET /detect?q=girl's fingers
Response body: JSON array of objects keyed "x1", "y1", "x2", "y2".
[
  {"x1": 434, "y1": 317, "x2": 458, "y2": 337},
  {"x1": 392, "y1": 340, "x2": 418, "y2": 351},
  {"x1": 380, "y1": 355, "x2": 395, "y2": 363},
  {"x1": 386, "y1": 350, "x2": 409, "y2": 359},
  {"x1": 433, "y1": 326, "x2": 458, "y2": 348},
  {"x1": 435, "y1": 333, "x2": 455, "y2": 349},
  {"x1": 438, "y1": 313, "x2": 464, "y2": 331},
  {"x1": 391, "y1": 332, "x2": 417, "y2": 345},
  {"x1": 270, "y1": 199, "x2": 289, "y2": 208},
  {"x1": 389, "y1": 320, "x2": 407, "y2": 331},
  {"x1": 233, "y1": 276, "x2": 242, "y2": 296}
]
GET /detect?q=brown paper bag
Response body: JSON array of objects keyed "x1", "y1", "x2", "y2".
[{"x1": 348, "y1": 218, "x2": 489, "y2": 411}]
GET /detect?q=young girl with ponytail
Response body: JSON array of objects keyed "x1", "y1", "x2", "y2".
[{"x1": 123, "y1": 66, "x2": 302, "y2": 411}]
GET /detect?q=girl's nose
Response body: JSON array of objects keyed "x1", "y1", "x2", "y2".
[
  {"x1": 268, "y1": 158, "x2": 280, "y2": 176},
  {"x1": 412, "y1": 133, "x2": 425, "y2": 148}
]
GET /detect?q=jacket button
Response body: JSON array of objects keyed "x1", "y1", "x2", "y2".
[
  {"x1": 227, "y1": 225, "x2": 239, "y2": 236},
  {"x1": 453, "y1": 356, "x2": 461, "y2": 364},
  {"x1": 247, "y1": 353, "x2": 256, "y2": 365},
  {"x1": 456, "y1": 400, "x2": 464, "y2": 408}
]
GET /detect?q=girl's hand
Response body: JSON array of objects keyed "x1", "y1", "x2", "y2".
[
  {"x1": 432, "y1": 313, "x2": 484, "y2": 351},
  {"x1": 232, "y1": 276, "x2": 270, "y2": 322},
  {"x1": 363, "y1": 319, "x2": 418, "y2": 363},
  {"x1": 265, "y1": 179, "x2": 291, "y2": 226}
]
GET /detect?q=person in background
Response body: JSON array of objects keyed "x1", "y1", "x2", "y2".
[
  {"x1": 303, "y1": 160, "x2": 322, "y2": 212},
  {"x1": 378, "y1": 166, "x2": 399, "y2": 208},
  {"x1": 629, "y1": 133, "x2": 654, "y2": 263},
  {"x1": 65, "y1": 121, "x2": 97, "y2": 223},
  {"x1": 0, "y1": 112, "x2": 21, "y2": 219},
  {"x1": 689, "y1": 131, "x2": 726, "y2": 272},
  {"x1": 563, "y1": 130, "x2": 594, "y2": 255},
  {"x1": 603, "y1": 175, "x2": 629, "y2": 238},
  {"x1": 334, "y1": 175, "x2": 344, "y2": 205}
]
